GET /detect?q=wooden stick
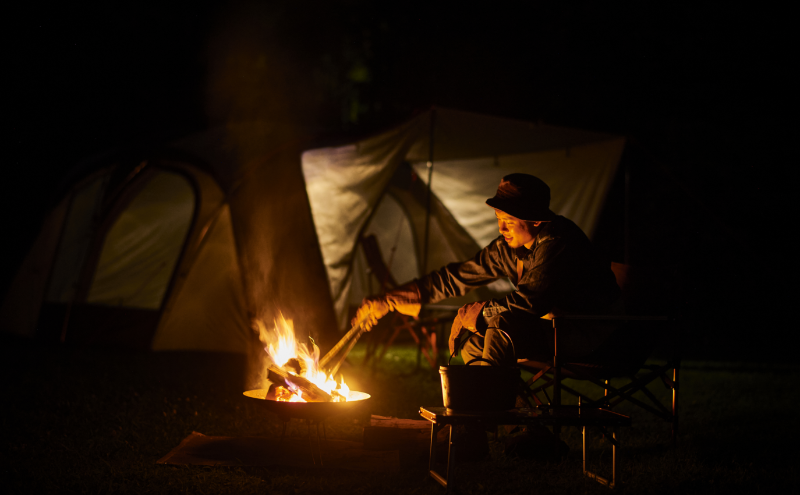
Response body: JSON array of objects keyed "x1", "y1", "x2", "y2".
[
  {"x1": 319, "y1": 316, "x2": 369, "y2": 369},
  {"x1": 327, "y1": 327, "x2": 365, "y2": 378},
  {"x1": 267, "y1": 365, "x2": 332, "y2": 402}
]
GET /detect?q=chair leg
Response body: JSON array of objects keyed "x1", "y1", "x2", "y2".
[
  {"x1": 583, "y1": 425, "x2": 619, "y2": 489},
  {"x1": 612, "y1": 428, "x2": 618, "y2": 488},
  {"x1": 517, "y1": 379, "x2": 537, "y2": 408},
  {"x1": 373, "y1": 328, "x2": 401, "y2": 364},
  {"x1": 582, "y1": 425, "x2": 586, "y2": 474},
  {"x1": 430, "y1": 330, "x2": 438, "y2": 366},
  {"x1": 415, "y1": 326, "x2": 438, "y2": 368}
]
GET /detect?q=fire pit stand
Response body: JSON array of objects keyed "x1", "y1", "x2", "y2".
[{"x1": 275, "y1": 417, "x2": 328, "y2": 466}]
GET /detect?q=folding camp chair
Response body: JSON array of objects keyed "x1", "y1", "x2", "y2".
[
  {"x1": 359, "y1": 235, "x2": 447, "y2": 370},
  {"x1": 517, "y1": 263, "x2": 681, "y2": 443}
]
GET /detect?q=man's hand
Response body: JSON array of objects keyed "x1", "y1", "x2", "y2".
[
  {"x1": 352, "y1": 283, "x2": 423, "y2": 331},
  {"x1": 448, "y1": 319, "x2": 468, "y2": 356},
  {"x1": 448, "y1": 301, "x2": 487, "y2": 355},
  {"x1": 352, "y1": 296, "x2": 391, "y2": 331}
]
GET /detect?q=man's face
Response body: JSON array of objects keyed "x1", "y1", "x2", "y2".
[{"x1": 495, "y1": 210, "x2": 539, "y2": 249}]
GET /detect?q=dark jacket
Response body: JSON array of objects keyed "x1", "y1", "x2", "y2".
[{"x1": 415, "y1": 216, "x2": 620, "y2": 320}]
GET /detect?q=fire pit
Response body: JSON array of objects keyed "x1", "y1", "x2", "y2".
[
  {"x1": 243, "y1": 388, "x2": 371, "y2": 422},
  {"x1": 244, "y1": 314, "x2": 373, "y2": 466}
]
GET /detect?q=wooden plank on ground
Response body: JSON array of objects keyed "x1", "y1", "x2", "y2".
[
  {"x1": 363, "y1": 415, "x2": 448, "y2": 451},
  {"x1": 157, "y1": 431, "x2": 399, "y2": 473}
]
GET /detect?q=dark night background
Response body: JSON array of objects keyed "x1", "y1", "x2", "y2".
[{"x1": 4, "y1": 2, "x2": 788, "y2": 360}]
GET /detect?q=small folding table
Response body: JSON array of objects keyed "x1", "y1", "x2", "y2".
[{"x1": 419, "y1": 405, "x2": 631, "y2": 492}]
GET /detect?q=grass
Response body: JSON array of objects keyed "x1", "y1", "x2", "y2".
[{"x1": 1, "y1": 335, "x2": 798, "y2": 494}]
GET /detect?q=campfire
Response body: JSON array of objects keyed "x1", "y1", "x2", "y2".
[{"x1": 255, "y1": 315, "x2": 352, "y2": 403}]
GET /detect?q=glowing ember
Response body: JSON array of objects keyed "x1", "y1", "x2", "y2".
[{"x1": 255, "y1": 314, "x2": 350, "y2": 402}]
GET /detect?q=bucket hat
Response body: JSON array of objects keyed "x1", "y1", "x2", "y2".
[{"x1": 485, "y1": 173, "x2": 556, "y2": 221}]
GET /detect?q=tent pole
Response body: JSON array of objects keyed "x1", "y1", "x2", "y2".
[{"x1": 422, "y1": 109, "x2": 436, "y2": 274}]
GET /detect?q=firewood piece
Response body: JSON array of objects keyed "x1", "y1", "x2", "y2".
[
  {"x1": 266, "y1": 384, "x2": 293, "y2": 401},
  {"x1": 267, "y1": 365, "x2": 332, "y2": 402},
  {"x1": 282, "y1": 358, "x2": 305, "y2": 376},
  {"x1": 370, "y1": 416, "x2": 439, "y2": 429},
  {"x1": 363, "y1": 415, "x2": 448, "y2": 450}
]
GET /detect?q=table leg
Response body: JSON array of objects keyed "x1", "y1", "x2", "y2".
[
  {"x1": 612, "y1": 428, "x2": 617, "y2": 489},
  {"x1": 429, "y1": 424, "x2": 451, "y2": 491},
  {"x1": 429, "y1": 423, "x2": 443, "y2": 472},
  {"x1": 445, "y1": 425, "x2": 455, "y2": 494}
]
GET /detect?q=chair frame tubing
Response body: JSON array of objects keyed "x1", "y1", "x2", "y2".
[{"x1": 522, "y1": 317, "x2": 679, "y2": 443}]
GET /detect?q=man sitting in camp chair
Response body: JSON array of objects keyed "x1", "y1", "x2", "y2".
[{"x1": 353, "y1": 173, "x2": 622, "y2": 459}]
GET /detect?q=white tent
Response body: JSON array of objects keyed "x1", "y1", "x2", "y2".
[{"x1": 302, "y1": 108, "x2": 626, "y2": 330}]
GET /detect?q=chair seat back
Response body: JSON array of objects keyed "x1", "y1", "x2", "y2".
[{"x1": 361, "y1": 234, "x2": 397, "y2": 292}]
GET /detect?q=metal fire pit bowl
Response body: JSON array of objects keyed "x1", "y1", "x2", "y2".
[
  {"x1": 243, "y1": 386, "x2": 372, "y2": 467},
  {"x1": 243, "y1": 387, "x2": 371, "y2": 422}
]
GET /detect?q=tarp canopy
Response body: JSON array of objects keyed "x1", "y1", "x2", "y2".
[{"x1": 302, "y1": 108, "x2": 626, "y2": 329}]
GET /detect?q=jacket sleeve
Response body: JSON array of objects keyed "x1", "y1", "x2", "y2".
[
  {"x1": 416, "y1": 238, "x2": 512, "y2": 304},
  {"x1": 415, "y1": 235, "x2": 579, "y2": 319},
  {"x1": 482, "y1": 238, "x2": 565, "y2": 319}
]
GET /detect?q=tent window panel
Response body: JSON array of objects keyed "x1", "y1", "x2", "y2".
[
  {"x1": 349, "y1": 193, "x2": 417, "y2": 306},
  {"x1": 45, "y1": 175, "x2": 108, "y2": 303},
  {"x1": 86, "y1": 171, "x2": 194, "y2": 310},
  {"x1": 365, "y1": 193, "x2": 419, "y2": 285},
  {"x1": 412, "y1": 159, "x2": 507, "y2": 247}
]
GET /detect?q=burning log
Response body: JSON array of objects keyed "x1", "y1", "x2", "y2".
[
  {"x1": 266, "y1": 384, "x2": 295, "y2": 401},
  {"x1": 256, "y1": 315, "x2": 353, "y2": 403},
  {"x1": 267, "y1": 364, "x2": 333, "y2": 402}
]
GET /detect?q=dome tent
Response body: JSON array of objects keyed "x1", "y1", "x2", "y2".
[{"x1": 1, "y1": 124, "x2": 338, "y2": 354}]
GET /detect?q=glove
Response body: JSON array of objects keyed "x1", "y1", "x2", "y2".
[
  {"x1": 448, "y1": 301, "x2": 487, "y2": 355},
  {"x1": 352, "y1": 283, "x2": 422, "y2": 331},
  {"x1": 353, "y1": 296, "x2": 391, "y2": 330}
]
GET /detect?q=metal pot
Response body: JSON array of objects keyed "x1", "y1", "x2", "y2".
[{"x1": 439, "y1": 358, "x2": 519, "y2": 412}]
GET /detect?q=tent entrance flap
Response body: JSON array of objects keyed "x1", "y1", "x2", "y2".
[{"x1": 86, "y1": 171, "x2": 195, "y2": 309}]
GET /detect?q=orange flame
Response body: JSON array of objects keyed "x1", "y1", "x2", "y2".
[{"x1": 255, "y1": 314, "x2": 349, "y2": 402}]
